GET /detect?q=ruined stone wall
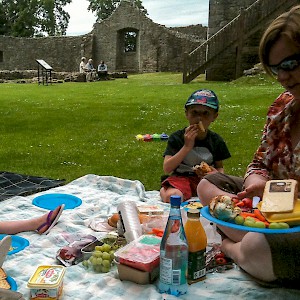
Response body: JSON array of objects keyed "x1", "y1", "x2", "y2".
[
  {"x1": 0, "y1": 1, "x2": 205, "y2": 74},
  {"x1": 91, "y1": 1, "x2": 204, "y2": 73},
  {"x1": 0, "y1": 34, "x2": 94, "y2": 72},
  {"x1": 169, "y1": 25, "x2": 207, "y2": 40},
  {"x1": 208, "y1": 0, "x2": 256, "y2": 37}
]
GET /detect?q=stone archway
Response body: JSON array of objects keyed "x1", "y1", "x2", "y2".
[{"x1": 116, "y1": 27, "x2": 139, "y2": 72}]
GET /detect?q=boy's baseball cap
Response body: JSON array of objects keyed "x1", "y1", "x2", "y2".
[{"x1": 185, "y1": 89, "x2": 219, "y2": 111}]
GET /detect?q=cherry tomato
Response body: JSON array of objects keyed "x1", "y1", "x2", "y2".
[
  {"x1": 242, "y1": 198, "x2": 253, "y2": 208},
  {"x1": 216, "y1": 257, "x2": 227, "y2": 265},
  {"x1": 215, "y1": 253, "x2": 225, "y2": 259}
]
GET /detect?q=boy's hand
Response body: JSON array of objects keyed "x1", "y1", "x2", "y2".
[{"x1": 184, "y1": 125, "x2": 198, "y2": 149}]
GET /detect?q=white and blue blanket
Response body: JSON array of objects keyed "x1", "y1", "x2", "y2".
[{"x1": 2, "y1": 174, "x2": 300, "y2": 300}]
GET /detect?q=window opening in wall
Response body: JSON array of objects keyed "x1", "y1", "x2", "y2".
[
  {"x1": 0, "y1": 51, "x2": 3, "y2": 63},
  {"x1": 124, "y1": 31, "x2": 137, "y2": 52}
]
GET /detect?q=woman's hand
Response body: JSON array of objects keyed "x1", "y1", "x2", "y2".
[{"x1": 237, "y1": 174, "x2": 268, "y2": 199}]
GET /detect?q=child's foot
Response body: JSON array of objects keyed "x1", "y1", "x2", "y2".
[{"x1": 37, "y1": 204, "x2": 65, "y2": 235}]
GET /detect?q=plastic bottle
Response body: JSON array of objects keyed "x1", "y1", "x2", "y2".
[
  {"x1": 117, "y1": 201, "x2": 142, "y2": 243},
  {"x1": 184, "y1": 208, "x2": 207, "y2": 284},
  {"x1": 158, "y1": 195, "x2": 188, "y2": 296}
]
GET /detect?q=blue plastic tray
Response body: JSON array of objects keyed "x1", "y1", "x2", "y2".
[{"x1": 201, "y1": 206, "x2": 300, "y2": 234}]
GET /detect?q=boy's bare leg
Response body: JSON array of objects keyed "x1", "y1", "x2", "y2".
[{"x1": 160, "y1": 187, "x2": 184, "y2": 203}]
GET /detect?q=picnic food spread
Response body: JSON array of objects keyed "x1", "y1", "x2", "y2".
[{"x1": 208, "y1": 180, "x2": 300, "y2": 229}]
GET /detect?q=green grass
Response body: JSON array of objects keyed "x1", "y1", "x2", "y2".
[{"x1": 0, "y1": 73, "x2": 283, "y2": 190}]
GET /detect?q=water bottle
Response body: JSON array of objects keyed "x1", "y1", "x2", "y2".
[
  {"x1": 158, "y1": 195, "x2": 188, "y2": 296},
  {"x1": 117, "y1": 201, "x2": 142, "y2": 243}
]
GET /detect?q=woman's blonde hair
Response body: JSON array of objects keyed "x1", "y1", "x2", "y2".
[{"x1": 259, "y1": 5, "x2": 300, "y2": 76}]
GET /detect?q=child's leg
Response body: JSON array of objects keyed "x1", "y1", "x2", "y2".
[
  {"x1": 160, "y1": 186, "x2": 184, "y2": 203},
  {"x1": 161, "y1": 176, "x2": 192, "y2": 202},
  {"x1": 0, "y1": 205, "x2": 63, "y2": 235}
]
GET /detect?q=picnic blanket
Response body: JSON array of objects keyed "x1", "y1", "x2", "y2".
[
  {"x1": 1, "y1": 174, "x2": 300, "y2": 300},
  {"x1": 0, "y1": 171, "x2": 65, "y2": 201}
]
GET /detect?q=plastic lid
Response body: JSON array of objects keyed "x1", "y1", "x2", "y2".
[
  {"x1": 27, "y1": 265, "x2": 65, "y2": 289},
  {"x1": 170, "y1": 195, "x2": 181, "y2": 207},
  {"x1": 187, "y1": 208, "x2": 200, "y2": 218}
]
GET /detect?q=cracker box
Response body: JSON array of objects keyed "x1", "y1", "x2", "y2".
[{"x1": 27, "y1": 265, "x2": 65, "y2": 300}]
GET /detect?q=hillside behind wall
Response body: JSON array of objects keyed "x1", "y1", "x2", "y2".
[{"x1": 0, "y1": 1, "x2": 205, "y2": 74}]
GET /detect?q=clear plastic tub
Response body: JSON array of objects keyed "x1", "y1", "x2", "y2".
[{"x1": 114, "y1": 235, "x2": 161, "y2": 272}]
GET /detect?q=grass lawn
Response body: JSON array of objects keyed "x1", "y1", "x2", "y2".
[{"x1": 0, "y1": 72, "x2": 283, "y2": 191}]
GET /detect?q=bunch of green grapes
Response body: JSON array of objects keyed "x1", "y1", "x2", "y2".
[{"x1": 82, "y1": 243, "x2": 120, "y2": 273}]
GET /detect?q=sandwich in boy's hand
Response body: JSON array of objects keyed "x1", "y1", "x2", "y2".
[
  {"x1": 198, "y1": 121, "x2": 205, "y2": 133},
  {"x1": 193, "y1": 161, "x2": 212, "y2": 177}
]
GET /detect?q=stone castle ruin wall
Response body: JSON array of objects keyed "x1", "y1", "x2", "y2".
[
  {"x1": 0, "y1": 0, "x2": 267, "y2": 79},
  {"x1": 0, "y1": 1, "x2": 206, "y2": 75}
]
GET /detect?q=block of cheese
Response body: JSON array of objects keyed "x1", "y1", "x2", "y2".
[{"x1": 260, "y1": 179, "x2": 298, "y2": 213}]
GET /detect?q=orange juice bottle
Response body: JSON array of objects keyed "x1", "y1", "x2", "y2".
[{"x1": 184, "y1": 208, "x2": 207, "y2": 284}]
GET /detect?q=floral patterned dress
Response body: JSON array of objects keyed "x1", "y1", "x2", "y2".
[{"x1": 245, "y1": 91, "x2": 300, "y2": 183}]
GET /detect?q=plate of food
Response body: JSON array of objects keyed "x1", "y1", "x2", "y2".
[
  {"x1": 7, "y1": 276, "x2": 17, "y2": 291},
  {"x1": 201, "y1": 206, "x2": 300, "y2": 234},
  {"x1": 0, "y1": 234, "x2": 29, "y2": 255},
  {"x1": 0, "y1": 267, "x2": 17, "y2": 291}
]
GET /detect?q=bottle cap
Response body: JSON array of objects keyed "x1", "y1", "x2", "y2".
[
  {"x1": 170, "y1": 195, "x2": 181, "y2": 207},
  {"x1": 187, "y1": 208, "x2": 200, "y2": 217}
]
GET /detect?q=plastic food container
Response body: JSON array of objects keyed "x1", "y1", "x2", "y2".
[
  {"x1": 114, "y1": 235, "x2": 161, "y2": 272},
  {"x1": 27, "y1": 265, "x2": 66, "y2": 300},
  {"x1": 116, "y1": 261, "x2": 159, "y2": 284}
]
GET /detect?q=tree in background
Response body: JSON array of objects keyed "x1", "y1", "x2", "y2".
[
  {"x1": 87, "y1": 0, "x2": 147, "y2": 22},
  {"x1": 0, "y1": 0, "x2": 71, "y2": 37}
]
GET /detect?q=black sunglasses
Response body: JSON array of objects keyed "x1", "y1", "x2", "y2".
[{"x1": 269, "y1": 54, "x2": 300, "y2": 75}]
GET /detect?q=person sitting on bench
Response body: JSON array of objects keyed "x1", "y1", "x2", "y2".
[{"x1": 97, "y1": 61, "x2": 108, "y2": 80}]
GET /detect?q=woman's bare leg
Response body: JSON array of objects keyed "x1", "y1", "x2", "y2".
[
  {"x1": 221, "y1": 232, "x2": 276, "y2": 282},
  {"x1": 197, "y1": 178, "x2": 237, "y2": 206}
]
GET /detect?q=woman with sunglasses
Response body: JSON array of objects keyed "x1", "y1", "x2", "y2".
[{"x1": 197, "y1": 5, "x2": 300, "y2": 287}]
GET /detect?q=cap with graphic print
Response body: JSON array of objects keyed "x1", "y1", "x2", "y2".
[{"x1": 185, "y1": 89, "x2": 219, "y2": 111}]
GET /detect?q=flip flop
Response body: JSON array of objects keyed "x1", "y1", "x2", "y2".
[
  {"x1": 37, "y1": 204, "x2": 65, "y2": 235},
  {"x1": 0, "y1": 235, "x2": 12, "y2": 267}
]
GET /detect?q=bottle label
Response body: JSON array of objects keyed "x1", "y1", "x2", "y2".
[
  {"x1": 187, "y1": 249, "x2": 206, "y2": 281},
  {"x1": 160, "y1": 257, "x2": 185, "y2": 286}
]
